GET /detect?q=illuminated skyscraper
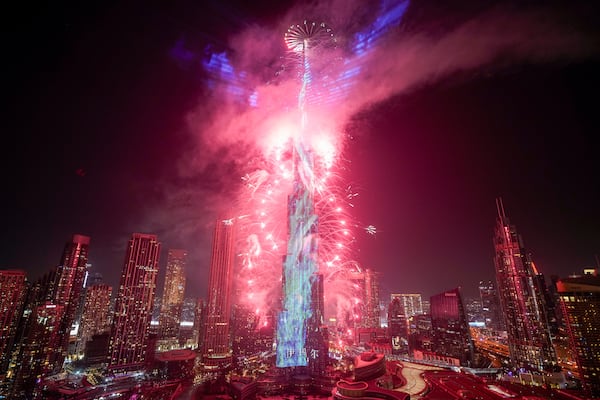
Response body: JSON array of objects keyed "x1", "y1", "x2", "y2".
[
  {"x1": 430, "y1": 288, "x2": 473, "y2": 366},
  {"x1": 15, "y1": 302, "x2": 65, "y2": 397},
  {"x1": 493, "y1": 198, "x2": 557, "y2": 371},
  {"x1": 109, "y1": 233, "x2": 160, "y2": 372},
  {"x1": 76, "y1": 284, "x2": 112, "y2": 358},
  {"x1": 390, "y1": 293, "x2": 424, "y2": 318},
  {"x1": 159, "y1": 249, "x2": 187, "y2": 342},
  {"x1": 0, "y1": 270, "x2": 27, "y2": 375},
  {"x1": 363, "y1": 269, "x2": 380, "y2": 328},
  {"x1": 202, "y1": 219, "x2": 235, "y2": 369},
  {"x1": 53, "y1": 234, "x2": 91, "y2": 368},
  {"x1": 556, "y1": 270, "x2": 600, "y2": 398}
]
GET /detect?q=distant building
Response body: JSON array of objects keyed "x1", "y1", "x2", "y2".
[
  {"x1": 108, "y1": 233, "x2": 160, "y2": 372},
  {"x1": 363, "y1": 269, "x2": 380, "y2": 328},
  {"x1": 0, "y1": 270, "x2": 27, "y2": 374},
  {"x1": 478, "y1": 280, "x2": 504, "y2": 331},
  {"x1": 493, "y1": 198, "x2": 557, "y2": 371},
  {"x1": 159, "y1": 249, "x2": 187, "y2": 343},
  {"x1": 430, "y1": 287, "x2": 474, "y2": 367},
  {"x1": 387, "y1": 297, "x2": 408, "y2": 355},
  {"x1": 556, "y1": 270, "x2": 600, "y2": 398},
  {"x1": 390, "y1": 293, "x2": 424, "y2": 318},
  {"x1": 201, "y1": 219, "x2": 235, "y2": 369}
]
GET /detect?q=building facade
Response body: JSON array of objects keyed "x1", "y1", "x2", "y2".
[
  {"x1": 0, "y1": 270, "x2": 27, "y2": 375},
  {"x1": 54, "y1": 234, "x2": 91, "y2": 368},
  {"x1": 108, "y1": 233, "x2": 160, "y2": 371},
  {"x1": 159, "y1": 249, "x2": 188, "y2": 342},
  {"x1": 556, "y1": 271, "x2": 600, "y2": 398},
  {"x1": 430, "y1": 288, "x2": 474, "y2": 366},
  {"x1": 76, "y1": 283, "x2": 112, "y2": 359},
  {"x1": 202, "y1": 219, "x2": 235, "y2": 369},
  {"x1": 478, "y1": 280, "x2": 504, "y2": 331},
  {"x1": 493, "y1": 198, "x2": 557, "y2": 371}
]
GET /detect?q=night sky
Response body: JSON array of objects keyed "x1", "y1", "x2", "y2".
[{"x1": 3, "y1": 0, "x2": 599, "y2": 301}]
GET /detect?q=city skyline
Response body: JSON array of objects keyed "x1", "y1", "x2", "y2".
[{"x1": 3, "y1": 0, "x2": 599, "y2": 301}]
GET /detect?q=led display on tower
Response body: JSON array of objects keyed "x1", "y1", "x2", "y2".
[{"x1": 109, "y1": 233, "x2": 160, "y2": 371}]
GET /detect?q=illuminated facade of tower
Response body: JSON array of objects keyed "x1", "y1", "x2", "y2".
[
  {"x1": 556, "y1": 271, "x2": 600, "y2": 398},
  {"x1": 391, "y1": 293, "x2": 424, "y2": 318},
  {"x1": 306, "y1": 273, "x2": 328, "y2": 375},
  {"x1": 493, "y1": 198, "x2": 557, "y2": 371},
  {"x1": 76, "y1": 284, "x2": 112, "y2": 358},
  {"x1": 363, "y1": 268, "x2": 380, "y2": 328},
  {"x1": 53, "y1": 234, "x2": 91, "y2": 369},
  {"x1": 202, "y1": 219, "x2": 235, "y2": 369},
  {"x1": 430, "y1": 288, "x2": 473, "y2": 366},
  {"x1": 109, "y1": 233, "x2": 160, "y2": 371},
  {"x1": 159, "y1": 249, "x2": 187, "y2": 341},
  {"x1": 0, "y1": 270, "x2": 27, "y2": 375}
]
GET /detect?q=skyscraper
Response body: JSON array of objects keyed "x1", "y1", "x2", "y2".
[
  {"x1": 556, "y1": 270, "x2": 600, "y2": 398},
  {"x1": 0, "y1": 270, "x2": 27, "y2": 375},
  {"x1": 390, "y1": 293, "x2": 424, "y2": 319},
  {"x1": 202, "y1": 219, "x2": 235, "y2": 369},
  {"x1": 363, "y1": 268, "x2": 380, "y2": 328},
  {"x1": 493, "y1": 198, "x2": 557, "y2": 371},
  {"x1": 478, "y1": 280, "x2": 504, "y2": 331},
  {"x1": 388, "y1": 297, "x2": 409, "y2": 355},
  {"x1": 430, "y1": 287, "x2": 473, "y2": 366},
  {"x1": 109, "y1": 233, "x2": 160, "y2": 372},
  {"x1": 54, "y1": 234, "x2": 91, "y2": 368},
  {"x1": 76, "y1": 284, "x2": 112, "y2": 359},
  {"x1": 159, "y1": 249, "x2": 187, "y2": 343}
]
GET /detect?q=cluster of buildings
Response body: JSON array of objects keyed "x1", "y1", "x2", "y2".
[{"x1": 1, "y1": 199, "x2": 599, "y2": 399}]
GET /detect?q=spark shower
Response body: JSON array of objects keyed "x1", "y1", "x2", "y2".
[{"x1": 193, "y1": 1, "x2": 411, "y2": 368}]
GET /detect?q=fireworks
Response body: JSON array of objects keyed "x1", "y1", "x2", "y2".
[{"x1": 233, "y1": 22, "x2": 365, "y2": 359}]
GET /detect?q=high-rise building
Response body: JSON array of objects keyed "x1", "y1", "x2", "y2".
[
  {"x1": 108, "y1": 233, "x2": 160, "y2": 372},
  {"x1": 478, "y1": 280, "x2": 504, "y2": 331},
  {"x1": 363, "y1": 269, "x2": 380, "y2": 328},
  {"x1": 390, "y1": 293, "x2": 424, "y2": 319},
  {"x1": 76, "y1": 284, "x2": 112, "y2": 359},
  {"x1": 556, "y1": 270, "x2": 600, "y2": 398},
  {"x1": 159, "y1": 249, "x2": 187, "y2": 342},
  {"x1": 493, "y1": 198, "x2": 557, "y2": 371},
  {"x1": 430, "y1": 288, "x2": 474, "y2": 366},
  {"x1": 202, "y1": 219, "x2": 235, "y2": 369},
  {"x1": 15, "y1": 302, "x2": 65, "y2": 397},
  {"x1": 0, "y1": 270, "x2": 27, "y2": 375},
  {"x1": 54, "y1": 234, "x2": 91, "y2": 369},
  {"x1": 388, "y1": 297, "x2": 409, "y2": 355}
]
